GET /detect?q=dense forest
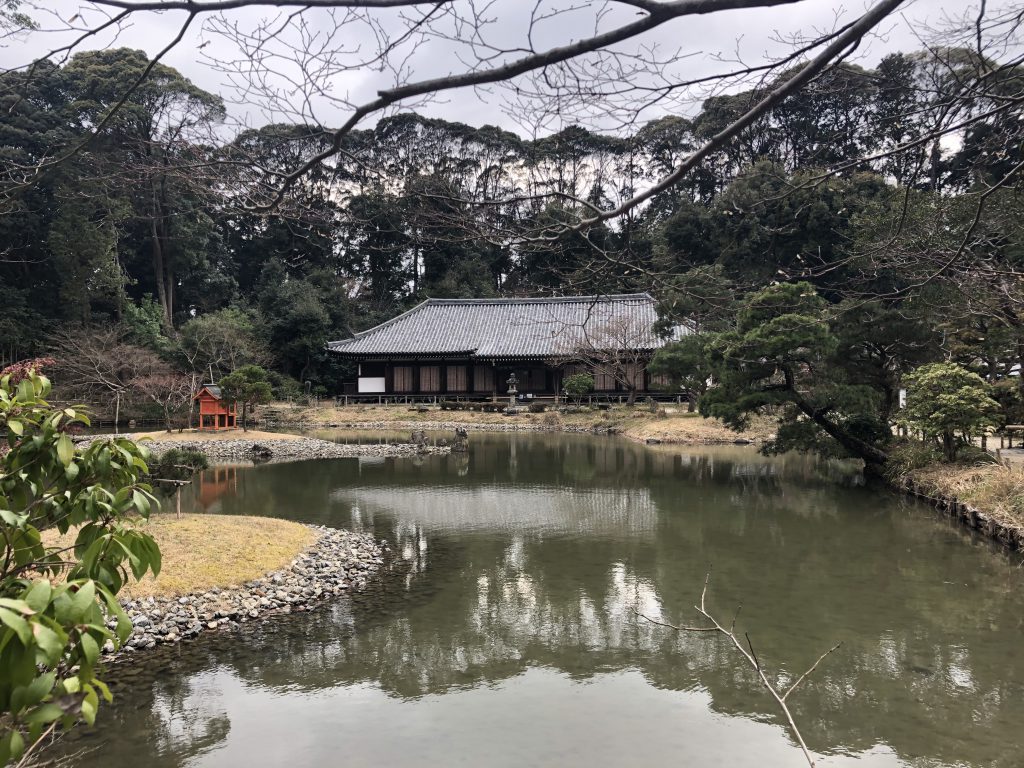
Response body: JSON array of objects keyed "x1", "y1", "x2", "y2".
[{"x1": 2, "y1": 45, "x2": 1023, "y2": 455}]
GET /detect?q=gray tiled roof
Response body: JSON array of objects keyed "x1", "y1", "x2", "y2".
[{"x1": 327, "y1": 294, "x2": 691, "y2": 359}]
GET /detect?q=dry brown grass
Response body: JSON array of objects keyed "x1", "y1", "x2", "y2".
[
  {"x1": 45, "y1": 514, "x2": 314, "y2": 599},
  {"x1": 264, "y1": 402, "x2": 771, "y2": 445},
  {"x1": 911, "y1": 463, "x2": 1024, "y2": 529},
  {"x1": 619, "y1": 411, "x2": 776, "y2": 444}
]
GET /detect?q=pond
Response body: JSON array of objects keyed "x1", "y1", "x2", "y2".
[{"x1": 61, "y1": 433, "x2": 1024, "y2": 768}]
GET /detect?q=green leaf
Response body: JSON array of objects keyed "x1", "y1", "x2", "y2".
[
  {"x1": 9, "y1": 729, "x2": 24, "y2": 761},
  {"x1": 24, "y1": 702, "x2": 66, "y2": 726},
  {"x1": 8, "y1": 419, "x2": 23, "y2": 436},
  {"x1": 69, "y1": 581, "x2": 96, "y2": 620},
  {"x1": 0, "y1": 607, "x2": 31, "y2": 645},
  {"x1": 93, "y1": 678, "x2": 113, "y2": 703},
  {"x1": 131, "y1": 489, "x2": 151, "y2": 516},
  {"x1": 0, "y1": 729, "x2": 25, "y2": 764},
  {"x1": 56, "y1": 433, "x2": 74, "y2": 467},
  {"x1": 23, "y1": 580, "x2": 52, "y2": 614},
  {"x1": 80, "y1": 696, "x2": 96, "y2": 729},
  {"x1": 146, "y1": 535, "x2": 162, "y2": 578},
  {"x1": 80, "y1": 632, "x2": 99, "y2": 668},
  {"x1": 12, "y1": 671, "x2": 56, "y2": 712},
  {"x1": 0, "y1": 508, "x2": 23, "y2": 526},
  {"x1": 33, "y1": 622, "x2": 65, "y2": 662},
  {"x1": 0, "y1": 598, "x2": 35, "y2": 615}
]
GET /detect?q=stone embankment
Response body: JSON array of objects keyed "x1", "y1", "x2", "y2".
[
  {"x1": 84, "y1": 435, "x2": 451, "y2": 461},
  {"x1": 106, "y1": 527, "x2": 387, "y2": 659},
  {"x1": 898, "y1": 476, "x2": 1024, "y2": 551},
  {"x1": 264, "y1": 418, "x2": 610, "y2": 435}
]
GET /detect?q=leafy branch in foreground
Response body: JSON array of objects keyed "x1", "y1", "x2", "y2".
[
  {"x1": 636, "y1": 573, "x2": 841, "y2": 768},
  {"x1": 0, "y1": 370, "x2": 162, "y2": 765}
]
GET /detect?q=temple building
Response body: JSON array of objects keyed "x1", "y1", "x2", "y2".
[{"x1": 327, "y1": 294, "x2": 691, "y2": 399}]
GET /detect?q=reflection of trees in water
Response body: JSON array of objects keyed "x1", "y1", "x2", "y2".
[
  {"x1": 147, "y1": 672, "x2": 231, "y2": 759},
  {"x1": 59, "y1": 657, "x2": 232, "y2": 766},
  {"x1": 133, "y1": 435, "x2": 1024, "y2": 767}
]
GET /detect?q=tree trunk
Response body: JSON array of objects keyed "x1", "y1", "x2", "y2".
[
  {"x1": 798, "y1": 400, "x2": 889, "y2": 467},
  {"x1": 929, "y1": 139, "x2": 941, "y2": 192},
  {"x1": 784, "y1": 368, "x2": 888, "y2": 467},
  {"x1": 1018, "y1": 335, "x2": 1024, "y2": 397},
  {"x1": 150, "y1": 178, "x2": 174, "y2": 332},
  {"x1": 188, "y1": 373, "x2": 198, "y2": 429},
  {"x1": 942, "y1": 431, "x2": 957, "y2": 462},
  {"x1": 150, "y1": 204, "x2": 171, "y2": 332},
  {"x1": 242, "y1": 401, "x2": 248, "y2": 431}
]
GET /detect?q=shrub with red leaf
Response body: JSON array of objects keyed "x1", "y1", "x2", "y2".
[{"x1": 1, "y1": 357, "x2": 56, "y2": 385}]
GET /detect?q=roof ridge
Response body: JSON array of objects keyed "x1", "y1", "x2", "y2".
[{"x1": 422, "y1": 293, "x2": 653, "y2": 306}]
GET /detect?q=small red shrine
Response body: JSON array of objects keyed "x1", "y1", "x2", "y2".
[{"x1": 193, "y1": 385, "x2": 237, "y2": 431}]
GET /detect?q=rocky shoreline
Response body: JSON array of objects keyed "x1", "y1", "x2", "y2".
[
  {"x1": 262, "y1": 418, "x2": 760, "y2": 445},
  {"x1": 897, "y1": 475, "x2": 1024, "y2": 551},
  {"x1": 264, "y1": 418, "x2": 612, "y2": 435},
  {"x1": 105, "y1": 527, "x2": 388, "y2": 661},
  {"x1": 82, "y1": 435, "x2": 451, "y2": 462}
]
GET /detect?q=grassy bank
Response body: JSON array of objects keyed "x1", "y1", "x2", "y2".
[
  {"x1": 46, "y1": 514, "x2": 315, "y2": 599},
  {"x1": 904, "y1": 463, "x2": 1024, "y2": 533},
  {"x1": 259, "y1": 402, "x2": 775, "y2": 445}
]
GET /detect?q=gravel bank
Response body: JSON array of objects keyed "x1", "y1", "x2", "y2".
[{"x1": 105, "y1": 527, "x2": 388, "y2": 660}]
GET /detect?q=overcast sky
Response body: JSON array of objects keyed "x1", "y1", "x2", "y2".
[{"x1": 5, "y1": 0, "x2": 984, "y2": 137}]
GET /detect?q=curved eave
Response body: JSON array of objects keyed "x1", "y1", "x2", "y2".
[{"x1": 326, "y1": 349, "x2": 478, "y2": 360}]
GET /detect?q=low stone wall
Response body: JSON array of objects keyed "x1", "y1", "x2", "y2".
[
  {"x1": 106, "y1": 527, "x2": 388, "y2": 659},
  {"x1": 898, "y1": 476, "x2": 1024, "y2": 551}
]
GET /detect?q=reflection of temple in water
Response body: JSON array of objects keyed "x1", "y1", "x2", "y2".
[
  {"x1": 331, "y1": 486, "x2": 659, "y2": 537},
  {"x1": 198, "y1": 466, "x2": 239, "y2": 509}
]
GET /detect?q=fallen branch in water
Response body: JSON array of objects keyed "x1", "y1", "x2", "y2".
[{"x1": 635, "y1": 572, "x2": 841, "y2": 768}]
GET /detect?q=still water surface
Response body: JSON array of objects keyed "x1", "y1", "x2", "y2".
[{"x1": 64, "y1": 433, "x2": 1024, "y2": 767}]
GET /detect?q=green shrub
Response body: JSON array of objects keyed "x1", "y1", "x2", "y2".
[
  {"x1": 899, "y1": 363, "x2": 1000, "y2": 461},
  {"x1": 562, "y1": 373, "x2": 595, "y2": 403}
]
